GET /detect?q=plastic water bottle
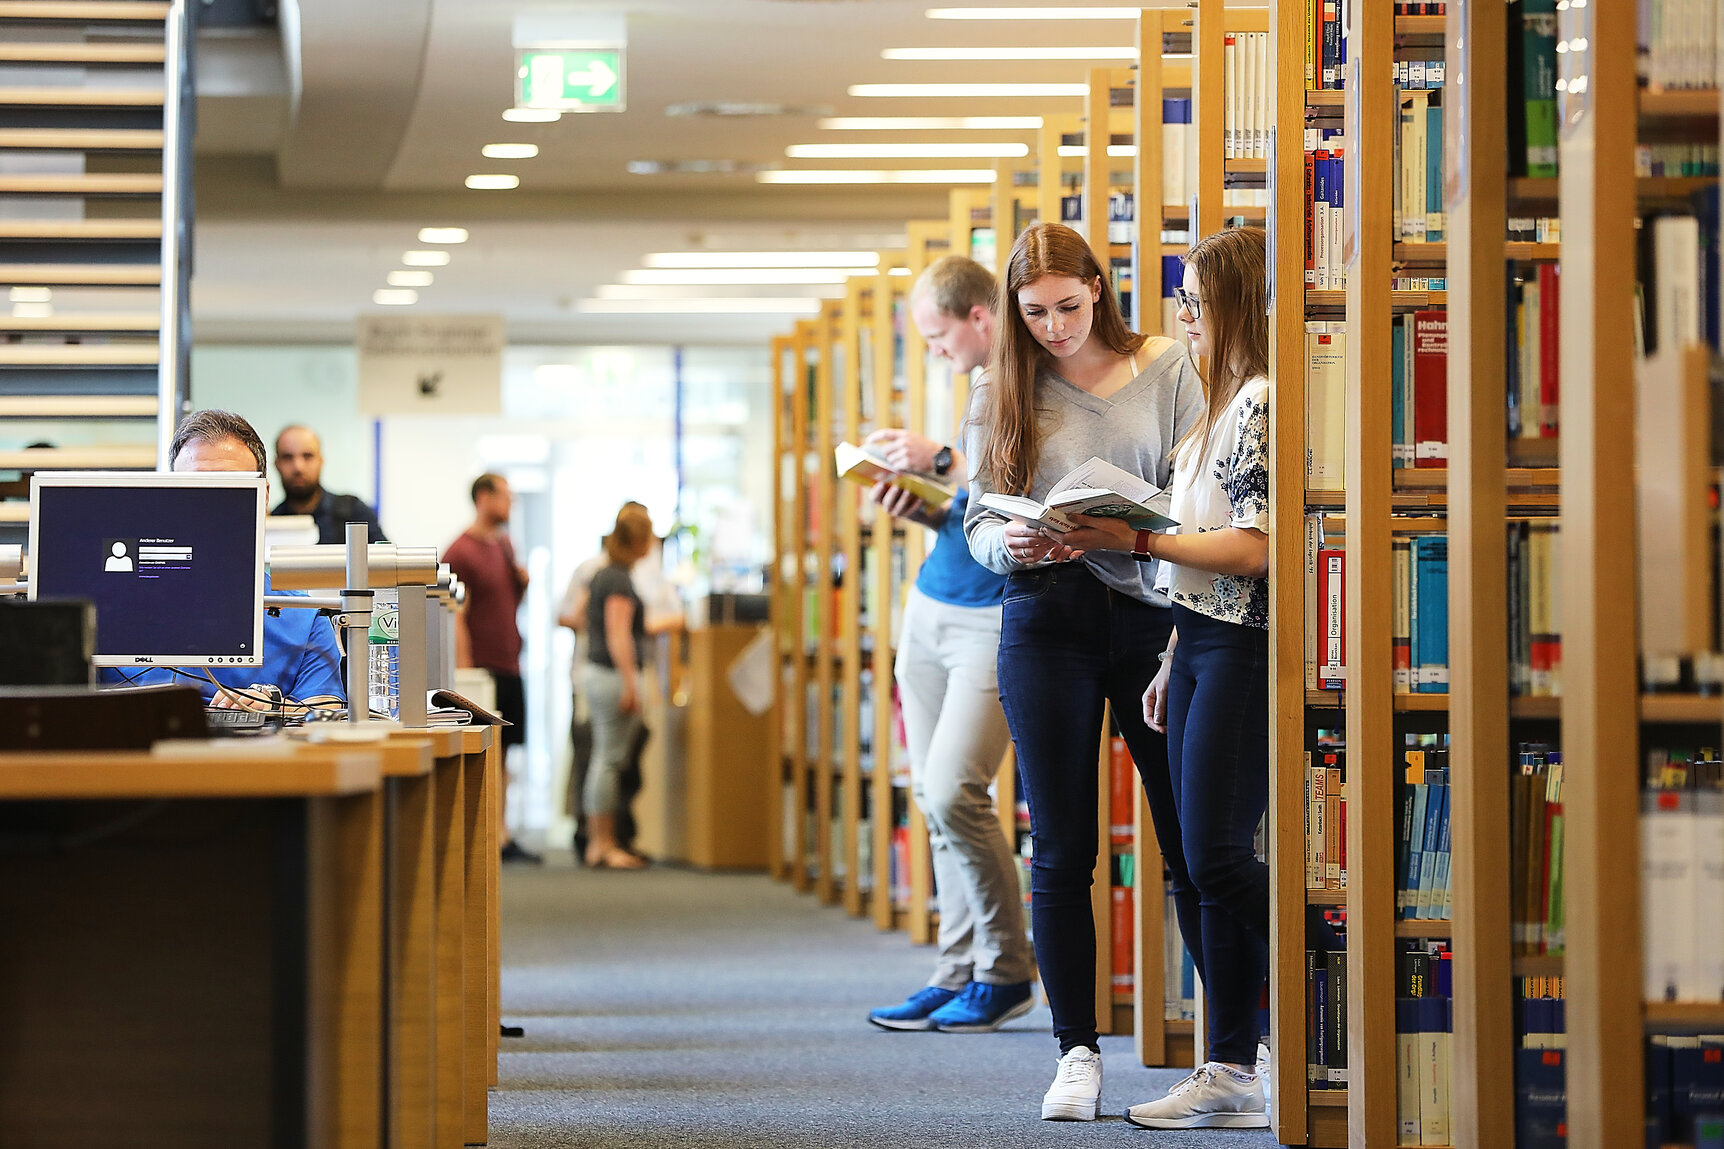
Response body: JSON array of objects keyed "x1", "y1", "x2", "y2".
[{"x1": 368, "y1": 600, "x2": 400, "y2": 720}]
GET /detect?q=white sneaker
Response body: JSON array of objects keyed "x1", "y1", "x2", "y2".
[
  {"x1": 1257, "y1": 1041, "x2": 1273, "y2": 1118},
  {"x1": 1041, "y1": 1046, "x2": 1103, "y2": 1121},
  {"x1": 1124, "y1": 1062, "x2": 1270, "y2": 1129}
]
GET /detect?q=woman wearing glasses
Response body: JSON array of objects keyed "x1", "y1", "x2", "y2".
[
  {"x1": 963, "y1": 222, "x2": 1203, "y2": 1121},
  {"x1": 1123, "y1": 227, "x2": 1274, "y2": 1129}
]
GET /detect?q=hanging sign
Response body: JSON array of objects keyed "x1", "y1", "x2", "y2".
[{"x1": 356, "y1": 314, "x2": 504, "y2": 415}]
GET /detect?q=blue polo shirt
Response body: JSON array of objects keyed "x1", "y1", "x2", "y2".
[
  {"x1": 915, "y1": 491, "x2": 1006, "y2": 608},
  {"x1": 98, "y1": 574, "x2": 346, "y2": 704}
]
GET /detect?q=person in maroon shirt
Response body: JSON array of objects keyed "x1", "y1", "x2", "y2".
[{"x1": 445, "y1": 472, "x2": 540, "y2": 865}]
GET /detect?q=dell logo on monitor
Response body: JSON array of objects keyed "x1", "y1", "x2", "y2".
[{"x1": 132, "y1": 656, "x2": 155, "y2": 663}]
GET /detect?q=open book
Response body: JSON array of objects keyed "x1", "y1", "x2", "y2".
[
  {"x1": 979, "y1": 456, "x2": 1178, "y2": 534},
  {"x1": 834, "y1": 441, "x2": 957, "y2": 509}
]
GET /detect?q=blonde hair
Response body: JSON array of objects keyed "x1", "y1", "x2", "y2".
[
  {"x1": 1175, "y1": 227, "x2": 1269, "y2": 465},
  {"x1": 977, "y1": 222, "x2": 1145, "y2": 495},
  {"x1": 912, "y1": 254, "x2": 998, "y2": 319}
]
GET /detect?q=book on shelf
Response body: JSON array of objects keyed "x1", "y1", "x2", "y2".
[
  {"x1": 1306, "y1": 746, "x2": 1348, "y2": 891},
  {"x1": 1511, "y1": 741, "x2": 1567, "y2": 955},
  {"x1": 1163, "y1": 97, "x2": 1197, "y2": 212},
  {"x1": 1507, "y1": 263, "x2": 1561, "y2": 442},
  {"x1": 1398, "y1": 740, "x2": 1454, "y2": 922},
  {"x1": 1642, "y1": 745, "x2": 1724, "y2": 1003},
  {"x1": 1110, "y1": 735, "x2": 1136, "y2": 846},
  {"x1": 1411, "y1": 309, "x2": 1448, "y2": 468},
  {"x1": 1224, "y1": 30, "x2": 1270, "y2": 162},
  {"x1": 978, "y1": 456, "x2": 1178, "y2": 534},
  {"x1": 1638, "y1": 0, "x2": 1724, "y2": 90},
  {"x1": 1393, "y1": 941, "x2": 1454, "y2": 1147},
  {"x1": 1306, "y1": 321, "x2": 1346, "y2": 489},
  {"x1": 1111, "y1": 884, "x2": 1135, "y2": 992},
  {"x1": 1305, "y1": 128, "x2": 1348, "y2": 291},
  {"x1": 1165, "y1": 886, "x2": 1197, "y2": 1021},
  {"x1": 1318, "y1": 545, "x2": 1346, "y2": 689},
  {"x1": 1648, "y1": 1034, "x2": 1724, "y2": 1148},
  {"x1": 833, "y1": 441, "x2": 957, "y2": 509},
  {"x1": 1514, "y1": 0, "x2": 1559, "y2": 179},
  {"x1": 1507, "y1": 521, "x2": 1563, "y2": 697}
]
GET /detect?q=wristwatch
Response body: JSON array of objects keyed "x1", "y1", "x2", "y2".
[
  {"x1": 1131, "y1": 528, "x2": 1156, "y2": 563},
  {"x1": 932, "y1": 445, "x2": 953, "y2": 476}
]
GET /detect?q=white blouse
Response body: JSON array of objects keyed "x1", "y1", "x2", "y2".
[{"x1": 1155, "y1": 375, "x2": 1271, "y2": 628}]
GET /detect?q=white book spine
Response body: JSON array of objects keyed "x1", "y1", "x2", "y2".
[
  {"x1": 1397, "y1": 1024, "x2": 1421, "y2": 1145},
  {"x1": 1643, "y1": 792, "x2": 1697, "y2": 1001},
  {"x1": 1693, "y1": 790, "x2": 1724, "y2": 1001},
  {"x1": 1416, "y1": 1020, "x2": 1441, "y2": 1146}
]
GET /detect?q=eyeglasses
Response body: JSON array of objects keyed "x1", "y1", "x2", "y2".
[{"x1": 1173, "y1": 287, "x2": 1202, "y2": 320}]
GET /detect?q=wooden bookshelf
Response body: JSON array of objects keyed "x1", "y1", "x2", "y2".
[{"x1": 1561, "y1": 5, "x2": 1649, "y2": 1148}]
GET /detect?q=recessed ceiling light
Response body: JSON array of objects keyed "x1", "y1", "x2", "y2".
[
  {"x1": 576, "y1": 298, "x2": 825, "y2": 315},
  {"x1": 645, "y1": 251, "x2": 881, "y2": 269},
  {"x1": 664, "y1": 102, "x2": 834, "y2": 118},
  {"x1": 596, "y1": 283, "x2": 843, "y2": 300},
  {"x1": 481, "y1": 143, "x2": 539, "y2": 159},
  {"x1": 787, "y1": 142, "x2": 1029, "y2": 159},
  {"x1": 849, "y1": 83, "x2": 1090, "y2": 97},
  {"x1": 818, "y1": 116, "x2": 1044, "y2": 131},
  {"x1": 417, "y1": 227, "x2": 468, "y2": 244},
  {"x1": 926, "y1": 6, "x2": 1144, "y2": 18},
  {"x1": 402, "y1": 250, "x2": 452, "y2": 267},
  {"x1": 388, "y1": 270, "x2": 435, "y2": 287},
  {"x1": 883, "y1": 46, "x2": 1135, "y2": 60},
  {"x1": 626, "y1": 159, "x2": 778, "y2": 175},
  {"x1": 373, "y1": 289, "x2": 418, "y2": 306},
  {"x1": 8, "y1": 286, "x2": 51, "y2": 303},
  {"x1": 1057, "y1": 144, "x2": 1139, "y2": 157},
  {"x1": 757, "y1": 169, "x2": 996, "y2": 184},
  {"x1": 11, "y1": 302, "x2": 52, "y2": 318},
  {"x1": 465, "y1": 174, "x2": 520, "y2": 190},
  {"x1": 502, "y1": 107, "x2": 560, "y2": 122},
  {"x1": 623, "y1": 268, "x2": 874, "y2": 285}
]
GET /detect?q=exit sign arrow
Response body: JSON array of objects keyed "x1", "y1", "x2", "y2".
[{"x1": 518, "y1": 48, "x2": 625, "y2": 112}]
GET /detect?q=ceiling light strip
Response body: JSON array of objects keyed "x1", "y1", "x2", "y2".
[
  {"x1": 644, "y1": 251, "x2": 881, "y2": 268},
  {"x1": 924, "y1": 6, "x2": 1144, "y2": 18},
  {"x1": 786, "y1": 142, "x2": 1029, "y2": 159},
  {"x1": 757, "y1": 169, "x2": 996, "y2": 184},
  {"x1": 849, "y1": 83, "x2": 1087, "y2": 97},
  {"x1": 882, "y1": 46, "x2": 1134, "y2": 60},
  {"x1": 576, "y1": 298, "x2": 825, "y2": 315},
  {"x1": 818, "y1": 116, "x2": 1044, "y2": 130}
]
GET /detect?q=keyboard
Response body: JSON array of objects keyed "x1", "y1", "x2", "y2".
[{"x1": 203, "y1": 707, "x2": 274, "y2": 735}]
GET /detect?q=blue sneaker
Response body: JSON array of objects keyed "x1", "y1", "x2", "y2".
[
  {"x1": 929, "y1": 980, "x2": 1035, "y2": 1033},
  {"x1": 868, "y1": 985, "x2": 958, "y2": 1031}
]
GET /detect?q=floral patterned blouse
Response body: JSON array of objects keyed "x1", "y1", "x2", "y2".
[{"x1": 1155, "y1": 375, "x2": 1271, "y2": 628}]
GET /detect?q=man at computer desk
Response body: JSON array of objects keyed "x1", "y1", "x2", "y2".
[{"x1": 98, "y1": 409, "x2": 345, "y2": 712}]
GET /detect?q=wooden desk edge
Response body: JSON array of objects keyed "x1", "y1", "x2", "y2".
[
  {"x1": 0, "y1": 747, "x2": 384, "y2": 797},
  {"x1": 459, "y1": 726, "x2": 494, "y2": 754}
]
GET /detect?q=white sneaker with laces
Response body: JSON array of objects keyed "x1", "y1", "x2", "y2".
[
  {"x1": 1124, "y1": 1061, "x2": 1269, "y2": 1129},
  {"x1": 1257, "y1": 1040, "x2": 1272, "y2": 1107},
  {"x1": 1040, "y1": 1046, "x2": 1103, "y2": 1121}
]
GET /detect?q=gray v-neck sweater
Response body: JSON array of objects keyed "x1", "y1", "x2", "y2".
[{"x1": 963, "y1": 339, "x2": 1205, "y2": 606}]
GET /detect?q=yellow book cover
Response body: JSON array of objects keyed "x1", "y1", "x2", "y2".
[{"x1": 833, "y1": 441, "x2": 956, "y2": 510}]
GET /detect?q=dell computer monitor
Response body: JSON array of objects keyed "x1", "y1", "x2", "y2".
[{"x1": 27, "y1": 471, "x2": 266, "y2": 668}]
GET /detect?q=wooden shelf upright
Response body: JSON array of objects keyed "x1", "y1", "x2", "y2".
[{"x1": 839, "y1": 275, "x2": 867, "y2": 918}]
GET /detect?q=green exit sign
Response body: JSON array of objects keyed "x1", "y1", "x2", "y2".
[{"x1": 517, "y1": 48, "x2": 624, "y2": 112}]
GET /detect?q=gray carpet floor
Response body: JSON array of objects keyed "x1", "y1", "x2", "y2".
[{"x1": 489, "y1": 859, "x2": 1281, "y2": 1148}]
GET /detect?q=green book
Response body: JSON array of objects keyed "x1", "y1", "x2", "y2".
[{"x1": 1522, "y1": 0, "x2": 1558, "y2": 178}]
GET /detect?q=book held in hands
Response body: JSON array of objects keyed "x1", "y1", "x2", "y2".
[
  {"x1": 979, "y1": 456, "x2": 1179, "y2": 534},
  {"x1": 833, "y1": 441, "x2": 957, "y2": 510}
]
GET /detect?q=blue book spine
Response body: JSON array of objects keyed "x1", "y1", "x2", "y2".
[
  {"x1": 1434, "y1": 774, "x2": 1454, "y2": 918},
  {"x1": 1405, "y1": 780, "x2": 1429, "y2": 920},
  {"x1": 1515, "y1": 1047, "x2": 1568, "y2": 1149},
  {"x1": 1418, "y1": 771, "x2": 1447, "y2": 919},
  {"x1": 1424, "y1": 536, "x2": 1450, "y2": 693},
  {"x1": 1426, "y1": 104, "x2": 1444, "y2": 242},
  {"x1": 1506, "y1": 269, "x2": 1522, "y2": 438}
]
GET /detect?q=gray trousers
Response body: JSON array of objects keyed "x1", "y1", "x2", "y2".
[
  {"x1": 896, "y1": 586, "x2": 1034, "y2": 988},
  {"x1": 582, "y1": 662, "x2": 642, "y2": 818}
]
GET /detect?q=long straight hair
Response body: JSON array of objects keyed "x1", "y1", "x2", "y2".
[
  {"x1": 1174, "y1": 227, "x2": 1270, "y2": 466},
  {"x1": 976, "y1": 222, "x2": 1146, "y2": 495}
]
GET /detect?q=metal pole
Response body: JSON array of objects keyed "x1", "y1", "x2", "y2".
[
  {"x1": 344, "y1": 521, "x2": 372, "y2": 723},
  {"x1": 156, "y1": 0, "x2": 189, "y2": 469}
]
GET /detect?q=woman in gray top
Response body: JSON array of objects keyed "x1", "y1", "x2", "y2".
[{"x1": 964, "y1": 222, "x2": 1203, "y2": 1122}]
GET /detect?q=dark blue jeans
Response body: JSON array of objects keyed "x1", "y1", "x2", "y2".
[
  {"x1": 996, "y1": 563, "x2": 1184, "y2": 1055},
  {"x1": 1167, "y1": 602, "x2": 1271, "y2": 1065}
]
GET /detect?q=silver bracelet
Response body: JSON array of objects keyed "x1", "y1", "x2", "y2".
[{"x1": 1157, "y1": 650, "x2": 1174, "y2": 662}]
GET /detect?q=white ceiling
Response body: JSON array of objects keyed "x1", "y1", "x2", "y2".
[{"x1": 192, "y1": 0, "x2": 1187, "y2": 344}]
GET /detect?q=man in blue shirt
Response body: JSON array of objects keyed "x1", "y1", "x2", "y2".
[
  {"x1": 99, "y1": 410, "x2": 345, "y2": 711},
  {"x1": 865, "y1": 256, "x2": 1036, "y2": 1035}
]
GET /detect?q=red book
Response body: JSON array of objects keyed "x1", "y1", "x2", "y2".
[
  {"x1": 1411, "y1": 309, "x2": 1449, "y2": 467},
  {"x1": 1110, "y1": 736, "x2": 1135, "y2": 846},
  {"x1": 1537, "y1": 263, "x2": 1560, "y2": 437},
  {"x1": 1111, "y1": 886, "x2": 1135, "y2": 990},
  {"x1": 1319, "y1": 547, "x2": 1346, "y2": 689}
]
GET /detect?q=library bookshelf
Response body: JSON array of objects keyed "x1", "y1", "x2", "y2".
[{"x1": 1269, "y1": 0, "x2": 1724, "y2": 1142}]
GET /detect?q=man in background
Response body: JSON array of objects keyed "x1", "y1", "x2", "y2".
[
  {"x1": 446, "y1": 472, "x2": 539, "y2": 864},
  {"x1": 271, "y1": 424, "x2": 388, "y2": 544}
]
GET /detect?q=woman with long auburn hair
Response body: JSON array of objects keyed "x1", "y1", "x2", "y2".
[
  {"x1": 962, "y1": 222, "x2": 1203, "y2": 1121},
  {"x1": 1125, "y1": 226, "x2": 1274, "y2": 1129}
]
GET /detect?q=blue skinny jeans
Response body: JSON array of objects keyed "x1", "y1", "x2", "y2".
[
  {"x1": 1166, "y1": 602, "x2": 1271, "y2": 1066},
  {"x1": 995, "y1": 563, "x2": 1182, "y2": 1055}
]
